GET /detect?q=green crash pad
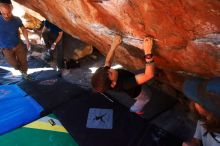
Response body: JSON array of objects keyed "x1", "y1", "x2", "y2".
[{"x1": 0, "y1": 114, "x2": 78, "y2": 146}]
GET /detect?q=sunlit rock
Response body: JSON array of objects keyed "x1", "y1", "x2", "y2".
[{"x1": 13, "y1": 0, "x2": 220, "y2": 90}]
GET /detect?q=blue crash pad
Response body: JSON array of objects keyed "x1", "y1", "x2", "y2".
[{"x1": 0, "y1": 85, "x2": 43, "y2": 135}]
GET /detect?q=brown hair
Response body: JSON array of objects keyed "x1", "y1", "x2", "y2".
[
  {"x1": 202, "y1": 114, "x2": 220, "y2": 133},
  {"x1": 0, "y1": 3, "x2": 12, "y2": 9},
  {"x1": 91, "y1": 66, "x2": 111, "y2": 92},
  {"x1": 190, "y1": 102, "x2": 220, "y2": 133}
]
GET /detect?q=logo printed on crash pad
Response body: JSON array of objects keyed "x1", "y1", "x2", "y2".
[{"x1": 86, "y1": 108, "x2": 113, "y2": 129}]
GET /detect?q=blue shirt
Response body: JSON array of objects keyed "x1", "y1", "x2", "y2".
[
  {"x1": 44, "y1": 20, "x2": 62, "y2": 35},
  {"x1": 0, "y1": 16, "x2": 23, "y2": 49}
]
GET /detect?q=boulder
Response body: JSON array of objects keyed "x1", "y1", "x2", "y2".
[{"x1": 13, "y1": 0, "x2": 220, "y2": 90}]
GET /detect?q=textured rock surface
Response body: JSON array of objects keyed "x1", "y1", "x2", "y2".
[
  {"x1": 14, "y1": 0, "x2": 220, "y2": 89},
  {"x1": 12, "y1": 1, "x2": 43, "y2": 29}
]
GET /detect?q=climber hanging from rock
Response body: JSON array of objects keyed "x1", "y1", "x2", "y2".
[{"x1": 91, "y1": 35, "x2": 155, "y2": 115}]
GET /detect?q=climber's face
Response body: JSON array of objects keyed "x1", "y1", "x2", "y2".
[{"x1": 0, "y1": 4, "x2": 13, "y2": 21}]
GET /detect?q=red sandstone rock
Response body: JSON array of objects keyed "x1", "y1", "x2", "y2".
[{"x1": 14, "y1": 0, "x2": 220, "y2": 89}]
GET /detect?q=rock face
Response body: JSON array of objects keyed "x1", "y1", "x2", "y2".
[
  {"x1": 11, "y1": 1, "x2": 42, "y2": 29},
  {"x1": 14, "y1": 0, "x2": 220, "y2": 89}
]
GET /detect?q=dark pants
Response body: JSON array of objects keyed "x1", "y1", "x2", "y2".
[{"x1": 42, "y1": 31, "x2": 64, "y2": 69}]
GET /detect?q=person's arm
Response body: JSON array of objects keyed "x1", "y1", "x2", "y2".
[
  {"x1": 41, "y1": 25, "x2": 47, "y2": 35},
  {"x1": 135, "y1": 37, "x2": 155, "y2": 85},
  {"x1": 20, "y1": 26, "x2": 30, "y2": 50},
  {"x1": 40, "y1": 25, "x2": 48, "y2": 38},
  {"x1": 51, "y1": 31, "x2": 63, "y2": 50},
  {"x1": 182, "y1": 138, "x2": 201, "y2": 146},
  {"x1": 104, "y1": 35, "x2": 122, "y2": 67}
]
